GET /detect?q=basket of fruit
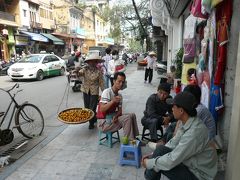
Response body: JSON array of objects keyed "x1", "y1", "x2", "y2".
[
  {"x1": 58, "y1": 108, "x2": 94, "y2": 124},
  {"x1": 138, "y1": 60, "x2": 147, "y2": 66}
]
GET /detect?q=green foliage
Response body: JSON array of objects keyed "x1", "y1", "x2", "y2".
[
  {"x1": 174, "y1": 48, "x2": 184, "y2": 79},
  {"x1": 76, "y1": 2, "x2": 86, "y2": 10},
  {"x1": 128, "y1": 39, "x2": 142, "y2": 52}
]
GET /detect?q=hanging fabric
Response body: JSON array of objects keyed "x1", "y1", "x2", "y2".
[
  {"x1": 191, "y1": 0, "x2": 209, "y2": 19},
  {"x1": 183, "y1": 15, "x2": 197, "y2": 63},
  {"x1": 211, "y1": 0, "x2": 223, "y2": 8}
]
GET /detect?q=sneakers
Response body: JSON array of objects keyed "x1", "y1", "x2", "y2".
[
  {"x1": 144, "y1": 81, "x2": 147, "y2": 83},
  {"x1": 147, "y1": 142, "x2": 157, "y2": 150}
]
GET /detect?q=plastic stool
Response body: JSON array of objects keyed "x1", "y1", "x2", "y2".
[
  {"x1": 98, "y1": 130, "x2": 120, "y2": 148},
  {"x1": 142, "y1": 126, "x2": 163, "y2": 141},
  {"x1": 119, "y1": 140, "x2": 142, "y2": 168}
]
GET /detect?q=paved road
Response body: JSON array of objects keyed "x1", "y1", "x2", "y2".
[
  {"x1": 0, "y1": 63, "x2": 140, "y2": 157},
  {"x1": 0, "y1": 62, "x2": 163, "y2": 179}
]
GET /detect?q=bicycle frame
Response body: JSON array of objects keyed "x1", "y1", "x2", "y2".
[{"x1": 0, "y1": 84, "x2": 22, "y2": 129}]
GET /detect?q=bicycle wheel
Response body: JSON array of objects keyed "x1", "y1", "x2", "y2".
[{"x1": 15, "y1": 103, "x2": 44, "y2": 139}]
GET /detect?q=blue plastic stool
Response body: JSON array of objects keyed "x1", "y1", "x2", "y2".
[
  {"x1": 98, "y1": 130, "x2": 120, "y2": 148},
  {"x1": 119, "y1": 140, "x2": 142, "y2": 168}
]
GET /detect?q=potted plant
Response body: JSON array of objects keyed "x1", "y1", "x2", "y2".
[{"x1": 174, "y1": 48, "x2": 183, "y2": 79}]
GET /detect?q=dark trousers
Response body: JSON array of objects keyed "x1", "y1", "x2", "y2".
[
  {"x1": 141, "y1": 117, "x2": 163, "y2": 141},
  {"x1": 161, "y1": 122, "x2": 177, "y2": 143},
  {"x1": 145, "y1": 145, "x2": 198, "y2": 180},
  {"x1": 83, "y1": 92, "x2": 99, "y2": 125},
  {"x1": 145, "y1": 68, "x2": 153, "y2": 83}
]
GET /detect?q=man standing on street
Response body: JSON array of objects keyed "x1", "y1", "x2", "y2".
[
  {"x1": 144, "y1": 51, "x2": 157, "y2": 84},
  {"x1": 102, "y1": 48, "x2": 112, "y2": 89}
]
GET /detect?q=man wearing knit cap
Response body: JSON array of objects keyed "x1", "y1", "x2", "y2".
[
  {"x1": 141, "y1": 83, "x2": 174, "y2": 142},
  {"x1": 142, "y1": 92, "x2": 217, "y2": 180}
]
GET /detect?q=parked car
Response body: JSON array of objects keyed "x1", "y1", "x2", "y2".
[{"x1": 7, "y1": 54, "x2": 66, "y2": 81}]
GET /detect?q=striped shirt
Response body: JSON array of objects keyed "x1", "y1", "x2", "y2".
[{"x1": 196, "y1": 103, "x2": 216, "y2": 140}]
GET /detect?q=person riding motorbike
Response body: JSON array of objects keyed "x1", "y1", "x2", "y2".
[{"x1": 67, "y1": 51, "x2": 76, "y2": 70}]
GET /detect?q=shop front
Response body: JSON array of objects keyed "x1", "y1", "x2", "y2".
[
  {"x1": 15, "y1": 34, "x2": 29, "y2": 56},
  {"x1": 19, "y1": 31, "x2": 49, "y2": 53},
  {"x1": 0, "y1": 26, "x2": 16, "y2": 61},
  {"x1": 41, "y1": 33, "x2": 65, "y2": 57},
  {"x1": 51, "y1": 32, "x2": 74, "y2": 56}
]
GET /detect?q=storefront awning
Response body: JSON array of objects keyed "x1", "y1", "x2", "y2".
[
  {"x1": 41, "y1": 33, "x2": 65, "y2": 45},
  {"x1": 20, "y1": 31, "x2": 49, "y2": 42}
]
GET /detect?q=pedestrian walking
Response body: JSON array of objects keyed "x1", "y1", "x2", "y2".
[
  {"x1": 102, "y1": 48, "x2": 112, "y2": 89},
  {"x1": 144, "y1": 51, "x2": 157, "y2": 84},
  {"x1": 78, "y1": 54, "x2": 105, "y2": 129}
]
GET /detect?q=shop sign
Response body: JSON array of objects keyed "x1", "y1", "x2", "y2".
[{"x1": 15, "y1": 36, "x2": 29, "y2": 45}]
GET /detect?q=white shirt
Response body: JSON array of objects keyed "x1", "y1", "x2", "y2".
[
  {"x1": 102, "y1": 54, "x2": 112, "y2": 75},
  {"x1": 146, "y1": 56, "x2": 156, "y2": 69},
  {"x1": 108, "y1": 59, "x2": 126, "y2": 77},
  {"x1": 100, "y1": 88, "x2": 122, "y2": 107}
]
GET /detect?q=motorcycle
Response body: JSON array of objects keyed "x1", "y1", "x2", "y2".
[
  {"x1": 0, "y1": 60, "x2": 15, "y2": 75},
  {"x1": 66, "y1": 66, "x2": 82, "y2": 92},
  {"x1": 155, "y1": 62, "x2": 167, "y2": 75}
]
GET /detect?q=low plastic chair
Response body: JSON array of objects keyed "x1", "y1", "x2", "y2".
[
  {"x1": 141, "y1": 125, "x2": 163, "y2": 141},
  {"x1": 98, "y1": 130, "x2": 120, "y2": 148}
]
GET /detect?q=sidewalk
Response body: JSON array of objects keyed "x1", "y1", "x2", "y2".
[{"x1": 4, "y1": 64, "x2": 165, "y2": 180}]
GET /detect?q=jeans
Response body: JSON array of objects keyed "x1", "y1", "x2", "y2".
[
  {"x1": 104, "y1": 75, "x2": 110, "y2": 89},
  {"x1": 145, "y1": 145, "x2": 198, "y2": 180}
]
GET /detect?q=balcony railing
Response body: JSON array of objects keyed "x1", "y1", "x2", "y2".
[
  {"x1": 0, "y1": 11, "x2": 15, "y2": 22},
  {"x1": 30, "y1": 21, "x2": 42, "y2": 29}
]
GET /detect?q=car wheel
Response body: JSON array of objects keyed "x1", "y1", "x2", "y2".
[
  {"x1": 36, "y1": 70, "x2": 44, "y2": 81},
  {"x1": 60, "y1": 67, "x2": 65, "y2": 76}
]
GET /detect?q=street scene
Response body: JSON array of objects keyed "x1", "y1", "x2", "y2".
[{"x1": 1, "y1": 0, "x2": 240, "y2": 179}]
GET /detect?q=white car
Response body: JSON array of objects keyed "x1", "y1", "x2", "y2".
[{"x1": 8, "y1": 54, "x2": 66, "y2": 81}]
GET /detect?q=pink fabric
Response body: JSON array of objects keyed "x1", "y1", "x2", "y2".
[{"x1": 191, "y1": 0, "x2": 209, "y2": 19}]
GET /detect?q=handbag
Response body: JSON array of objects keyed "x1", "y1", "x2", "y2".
[
  {"x1": 191, "y1": 0, "x2": 208, "y2": 19},
  {"x1": 96, "y1": 102, "x2": 118, "y2": 119},
  {"x1": 115, "y1": 64, "x2": 125, "y2": 72},
  {"x1": 96, "y1": 103, "x2": 106, "y2": 119}
]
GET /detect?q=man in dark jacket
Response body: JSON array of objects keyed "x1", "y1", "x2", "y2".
[
  {"x1": 67, "y1": 51, "x2": 76, "y2": 69},
  {"x1": 141, "y1": 83, "x2": 173, "y2": 142}
]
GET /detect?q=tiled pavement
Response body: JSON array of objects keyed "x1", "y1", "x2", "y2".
[{"x1": 4, "y1": 64, "x2": 169, "y2": 180}]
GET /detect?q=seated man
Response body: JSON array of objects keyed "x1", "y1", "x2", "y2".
[
  {"x1": 142, "y1": 92, "x2": 217, "y2": 180},
  {"x1": 141, "y1": 83, "x2": 174, "y2": 142},
  {"x1": 97, "y1": 72, "x2": 139, "y2": 140},
  {"x1": 148, "y1": 84, "x2": 216, "y2": 148}
]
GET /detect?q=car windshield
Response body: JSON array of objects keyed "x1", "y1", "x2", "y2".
[{"x1": 18, "y1": 55, "x2": 44, "y2": 63}]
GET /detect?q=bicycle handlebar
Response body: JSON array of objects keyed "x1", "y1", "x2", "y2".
[
  {"x1": 0, "y1": 83, "x2": 19, "y2": 93},
  {"x1": 9, "y1": 83, "x2": 19, "y2": 92}
]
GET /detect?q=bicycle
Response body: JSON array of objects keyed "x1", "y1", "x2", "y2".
[{"x1": 0, "y1": 83, "x2": 44, "y2": 146}]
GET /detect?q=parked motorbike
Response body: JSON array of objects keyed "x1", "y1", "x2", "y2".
[
  {"x1": 155, "y1": 62, "x2": 167, "y2": 75},
  {"x1": 66, "y1": 66, "x2": 82, "y2": 92},
  {"x1": 0, "y1": 60, "x2": 15, "y2": 75}
]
